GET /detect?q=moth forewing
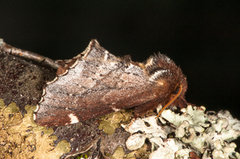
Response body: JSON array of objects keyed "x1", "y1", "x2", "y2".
[{"x1": 34, "y1": 40, "x2": 188, "y2": 127}]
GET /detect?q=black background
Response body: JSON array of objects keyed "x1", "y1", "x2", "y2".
[{"x1": 0, "y1": 1, "x2": 240, "y2": 119}]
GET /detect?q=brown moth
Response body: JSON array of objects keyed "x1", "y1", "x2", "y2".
[{"x1": 34, "y1": 40, "x2": 188, "y2": 127}]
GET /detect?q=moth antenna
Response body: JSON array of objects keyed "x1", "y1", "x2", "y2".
[{"x1": 156, "y1": 84, "x2": 183, "y2": 118}]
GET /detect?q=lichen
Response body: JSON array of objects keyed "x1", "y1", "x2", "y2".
[
  {"x1": 2, "y1": 96, "x2": 240, "y2": 159},
  {"x1": 122, "y1": 114, "x2": 195, "y2": 158},
  {"x1": 162, "y1": 105, "x2": 240, "y2": 158},
  {"x1": 122, "y1": 105, "x2": 240, "y2": 159},
  {"x1": 0, "y1": 99, "x2": 71, "y2": 159},
  {"x1": 122, "y1": 116, "x2": 171, "y2": 151},
  {"x1": 99, "y1": 109, "x2": 132, "y2": 135}
]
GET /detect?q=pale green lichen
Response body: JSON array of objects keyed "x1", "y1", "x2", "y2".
[
  {"x1": 123, "y1": 116, "x2": 169, "y2": 151},
  {"x1": 122, "y1": 115, "x2": 194, "y2": 159},
  {"x1": 122, "y1": 105, "x2": 240, "y2": 159},
  {"x1": 0, "y1": 99, "x2": 71, "y2": 159},
  {"x1": 162, "y1": 105, "x2": 240, "y2": 158}
]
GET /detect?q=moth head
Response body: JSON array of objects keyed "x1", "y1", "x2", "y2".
[{"x1": 143, "y1": 53, "x2": 188, "y2": 109}]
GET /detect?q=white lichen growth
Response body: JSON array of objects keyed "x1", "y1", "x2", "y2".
[
  {"x1": 149, "y1": 138, "x2": 193, "y2": 159},
  {"x1": 122, "y1": 116, "x2": 169, "y2": 151},
  {"x1": 122, "y1": 115, "x2": 195, "y2": 158},
  {"x1": 123, "y1": 105, "x2": 240, "y2": 159}
]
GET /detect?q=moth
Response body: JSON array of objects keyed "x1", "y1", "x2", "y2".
[{"x1": 34, "y1": 40, "x2": 188, "y2": 127}]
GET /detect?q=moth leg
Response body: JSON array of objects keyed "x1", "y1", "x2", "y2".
[{"x1": 133, "y1": 99, "x2": 160, "y2": 118}]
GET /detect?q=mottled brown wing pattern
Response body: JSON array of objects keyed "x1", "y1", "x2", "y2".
[
  {"x1": 34, "y1": 40, "x2": 188, "y2": 127},
  {"x1": 34, "y1": 40, "x2": 159, "y2": 127}
]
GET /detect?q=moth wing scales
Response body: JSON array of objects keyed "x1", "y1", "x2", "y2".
[
  {"x1": 35, "y1": 40, "x2": 184, "y2": 127},
  {"x1": 35, "y1": 53, "x2": 159, "y2": 127},
  {"x1": 82, "y1": 39, "x2": 120, "y2": 62}
]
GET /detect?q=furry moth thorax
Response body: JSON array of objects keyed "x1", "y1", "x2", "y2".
[{"x1": 140, "y1": 53, "x2": 187, "y2": 111}]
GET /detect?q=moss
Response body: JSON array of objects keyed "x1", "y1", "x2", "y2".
[
  {"x1": 0, "y1": 99, "x2": 71, "y2": 159},
  {"x1": 99, "y1": 109, "x2": 133, "y2": 135},
  {"x1": 105, "y1": 145, "x2": 150, "y2": 159}
]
